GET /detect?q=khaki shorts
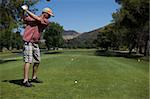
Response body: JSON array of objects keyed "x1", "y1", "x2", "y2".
[{"x1": 23, "y1": 42, "x2": 41, "y2": 63}]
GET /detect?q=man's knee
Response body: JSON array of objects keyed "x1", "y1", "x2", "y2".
[
  {"x1": 24, "y1": 62, "x2": 31, "y2": 66},
  {"x1": 33, "y1": 63, "x2": 40, "y2": 67}
]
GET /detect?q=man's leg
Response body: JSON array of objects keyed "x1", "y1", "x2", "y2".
[
  {"x1": 22, "y1": 42, "x2": 33, "y2": 87},
  {"x1": 31, "y1": 43, "x2": 42, "y2": 83},
  {"x1": 32, "y1": 63, "x2": 39, "y2": 79},
  {"x1": 23, "y1": 62, "x2": 31, "y2": 83},
  {"x1": 31, "y1": 63, "x2": 43, "y2": 83},
  {"x1": 22, "y1": 62, "x2": 33, "y2": 87}
]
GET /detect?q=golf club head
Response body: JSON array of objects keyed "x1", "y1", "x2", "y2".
[{"x1": 21, "y1": 5, "x2": 28, "y2": 10}]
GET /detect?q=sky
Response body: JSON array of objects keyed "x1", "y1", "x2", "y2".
[{"x1": 32, "y1": 0, "x2": 119, "y2": 33}]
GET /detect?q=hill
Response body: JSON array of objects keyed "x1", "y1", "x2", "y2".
[
  {"x1": 63, "y1": 30, "x2": 80, "y2": 40},
  {"x1": 65, "y1": 28, "x2": 103, "y2": 48}
]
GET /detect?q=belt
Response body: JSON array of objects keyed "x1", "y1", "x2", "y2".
[{"x1": 24, "y1": 41, "x2": 39, "y2": 45}]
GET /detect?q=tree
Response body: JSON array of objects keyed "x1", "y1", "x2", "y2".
[
  {"x1": 113, "y1": 0, "x2": 149, "y2": 55},
  {"x1": 0, "y1": 0, "x2": 39, "y2": 51},
  {"x1": 11, "y1": 31, "x2": 23, "y2": 50},
  {"x1": 96, "y1": 32, "x2": 111, "y2": 51},
  {"x1": 95, "y1": 24, "x2": 119, "y2": 51},
  {"x1": 44, "y1": 22, "x2": 64, "y2": 50}
]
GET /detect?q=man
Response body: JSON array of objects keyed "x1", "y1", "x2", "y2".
[{"x1": 21, "y1": 5, "x2": 54, "y2": 87}]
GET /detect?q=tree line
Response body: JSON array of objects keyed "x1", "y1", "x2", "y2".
[{"x1": 95, "y1": 0, "x2": 149, "y2": 56}]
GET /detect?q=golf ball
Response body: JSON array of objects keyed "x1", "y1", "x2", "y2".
[{"x1": 74, "y1": 80, "x2": 77, "y2": 83}]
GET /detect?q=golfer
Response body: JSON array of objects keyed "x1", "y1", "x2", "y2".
[{"x1": 21, "y1": 5, "x2": 54, "y2": 87}]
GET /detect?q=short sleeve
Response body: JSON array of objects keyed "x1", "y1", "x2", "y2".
[
  {"x1": 23, "y1": 16, "x2": 35, "y2": 22},
  {"x1": 41, "y1": 18, "x2": 49, "y2": 26}
]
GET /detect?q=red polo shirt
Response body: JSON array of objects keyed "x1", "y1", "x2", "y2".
[{"x1": 23, "y1": 16, "x2": 49, "y2": 43}]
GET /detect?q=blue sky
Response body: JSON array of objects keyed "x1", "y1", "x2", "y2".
[{"x1": 33, "y1": 0, "x2": 119, "y2": 33}]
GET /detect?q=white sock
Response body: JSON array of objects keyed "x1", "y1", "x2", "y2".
[
  {"x1": 32, "y1": 76, "x2": 37, "y2": 79},
  {"x1": 23, "y1": 79, "x2": 28, "y2": 83}
]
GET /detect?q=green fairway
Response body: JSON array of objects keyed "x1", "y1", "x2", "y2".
[{"x1": 0, "y1": 49, "x2": 149, "y2": 99}]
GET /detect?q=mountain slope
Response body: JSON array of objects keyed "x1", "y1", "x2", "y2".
[
  {"x1": 66, "y1": 28, "x2": 103, "y2": 48},
  {"x1": 63, "y1": 30, "x2": 80, "y2": 40}
]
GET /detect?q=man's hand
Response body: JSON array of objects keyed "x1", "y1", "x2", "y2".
[{"x1": 21, "y1": 5, "x2": 41, "y2": 22}]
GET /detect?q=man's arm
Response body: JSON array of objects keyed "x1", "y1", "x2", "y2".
[
  {"x1": 25, "y1": 10, "x2": 49, "y2": 26},
  {"x1": 21, "y1": 10, "x2": 36, "y2": 22},
  {"x1": 21, "y1": 10, "x2": 26, "y2": 21},
  {"x1": 21, "y1": 5, "x2": 40, "y2": 22},
  {"x1": 24, "y1": 10, "x2": 49, "y2": 26},
  {"x1": 21, "y1": 5, "x2": 49, "y2": 25},
  {"x1": 25, "y1": 10, "x2": 42, "y2": 22}
]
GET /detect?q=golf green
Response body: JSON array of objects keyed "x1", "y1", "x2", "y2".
[{"x1": 0, "y1": 49, "x2": 149, "y2": 99}]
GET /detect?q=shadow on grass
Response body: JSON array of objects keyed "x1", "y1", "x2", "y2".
[
  {"x1": 2, "y1": 79, "x2": 23, "y2": 86},
  {"x1": 0, "y1": 59, "x2": 18, "y2": 64},
  {"x1": 95, "y1": 50, "x2": 143, "y2": 59},
  {"x1": 44, "y1": 51, "x2": 63, "y2": 54},
  {"x1": 11, "y1": 51, "x2": 22, "y2": 54},
  {"x1": 11, "y1": 51, "x2": 23, "y2": 56}
]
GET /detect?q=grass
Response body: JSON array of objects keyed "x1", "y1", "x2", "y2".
[{"x1": 0, "y1": 49, "x2": 149, "y2": 99}]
